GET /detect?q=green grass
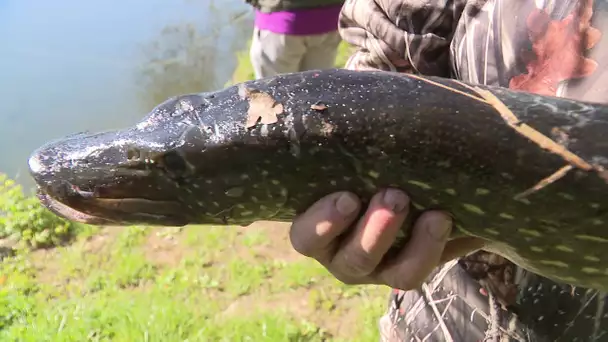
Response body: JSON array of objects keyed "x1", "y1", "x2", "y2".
[
  {"x1": 0, "y1": 43, "x2": 389, "y2": 341},
  {"x1": 0, "y1": 224, "x2": 388, "y2": 341}
]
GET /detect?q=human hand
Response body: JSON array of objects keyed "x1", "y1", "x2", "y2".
[{"x1": 289, "y1": 188, "x2": 486, "y2": 290}]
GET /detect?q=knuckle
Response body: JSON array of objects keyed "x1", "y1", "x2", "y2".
[
  {"x1": 288, "y1": 227, "x2": 315, "y2": 257},
  {"x1": 387, "y1": 273, "x2": 422, "y2": 291},
  {"x1": 335, "y1": 249, "x2": 377, "y2": 278},
  {"x1": 334, "y1": 274, "x2": 361, "y2": 285},
  {"x1": 329, "y1": 269, "x2": 365, "y2": 285}
]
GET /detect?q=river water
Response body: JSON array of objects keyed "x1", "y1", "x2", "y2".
[{"x1": 0, "y1": 0, "x2": 253, "y2": 189}]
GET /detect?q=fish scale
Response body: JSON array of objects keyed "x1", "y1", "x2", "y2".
[{"x1": 27, "y1": 68, "x2": 608, "y2": 291}]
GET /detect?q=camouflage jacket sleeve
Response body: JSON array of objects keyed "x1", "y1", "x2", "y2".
[
  {"x1": 339, "y1": 0, "x2": 608, "y2": 341},
  {"x1": 338, "y1": 0, "x2": 470, "y2": 77}
]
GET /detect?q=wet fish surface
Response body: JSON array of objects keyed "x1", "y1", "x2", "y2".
[{"x1": 28, "y1": 68, "x2": 608, "y2": 291}]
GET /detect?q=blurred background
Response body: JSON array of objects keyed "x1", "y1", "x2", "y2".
[{"x1": 0, "y1": 0, "x2": 253, "y2": 188}]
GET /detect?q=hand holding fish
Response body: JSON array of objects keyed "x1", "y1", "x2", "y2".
[{"x1": 289, "y1": 188, "x2": 486, "y2": 289}]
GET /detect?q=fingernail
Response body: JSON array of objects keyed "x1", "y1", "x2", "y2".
[
  {"x1": 427, "y1": 214, "x2": 452, "y2": 241},
  {"x1": 335, "y1": 192, "x2": 359, "y2": 216},
  {"x1": 382, "y1": 188, "x2": 408, "y2": 213}
]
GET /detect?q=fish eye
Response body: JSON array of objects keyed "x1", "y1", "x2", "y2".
[
  {"x1": 160, "y1": 151, "x2": 187, "y2": 174},
  {"x1": 154, "y1": 151, "x2": 189, "y2": 186}
]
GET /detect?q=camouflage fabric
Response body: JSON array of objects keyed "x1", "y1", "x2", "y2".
[{"x1": 339, "y1": 0, "x2": 608, "y2": 341}]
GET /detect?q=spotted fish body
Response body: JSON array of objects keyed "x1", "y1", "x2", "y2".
[{"x1": 28, "y1": 69, "x2": 608, "y2": 290}]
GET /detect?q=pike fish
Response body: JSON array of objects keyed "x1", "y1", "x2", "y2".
[{"x1": 28, "y1": 69, "x2": 608, "y2": 291}]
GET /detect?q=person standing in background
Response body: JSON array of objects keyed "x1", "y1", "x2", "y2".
[{"x1": 245, "y1": 0, "x2": 345, "y2": 79}]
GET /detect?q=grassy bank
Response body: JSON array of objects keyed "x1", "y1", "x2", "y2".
[
  {"x1": 0, "y1": 223, "x2": 388, "y2": 341},
  {"x1": 0, "y1": 42, "x2": 390, "y2": 341}
]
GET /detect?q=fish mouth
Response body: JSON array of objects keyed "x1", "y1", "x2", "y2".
[
  {"x1": 37, "y1": 189, "x2": 111, "y2": 225},
  {"x1": 35, "y1": 183, "x2": 190, "y2": 227}
]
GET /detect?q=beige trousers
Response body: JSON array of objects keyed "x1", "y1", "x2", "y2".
[{"x1": 249, "y1": 27, "x2": 342, "y2": 79}]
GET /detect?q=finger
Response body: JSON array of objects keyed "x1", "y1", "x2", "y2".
[
  {"x1": 330, "y1": 188, "x2": 410, "y2": 279},
  {"x1": 440, "y1": 237, "x2": 486, "y2": 263},
  {"x1": 378, "y1": 210, "x2": 452, "y2": 291},
  {"x1": 289, "y1": 191, "x2": 361, "y2": 262}
]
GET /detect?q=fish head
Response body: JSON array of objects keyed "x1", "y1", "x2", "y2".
[{"x1": 28, "y1": 92, "x2": 249, "y2": 226}]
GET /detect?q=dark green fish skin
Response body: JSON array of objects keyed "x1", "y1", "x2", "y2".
[{"x1": 28, "y1": 69, "x2": 608, "y2": 290}]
